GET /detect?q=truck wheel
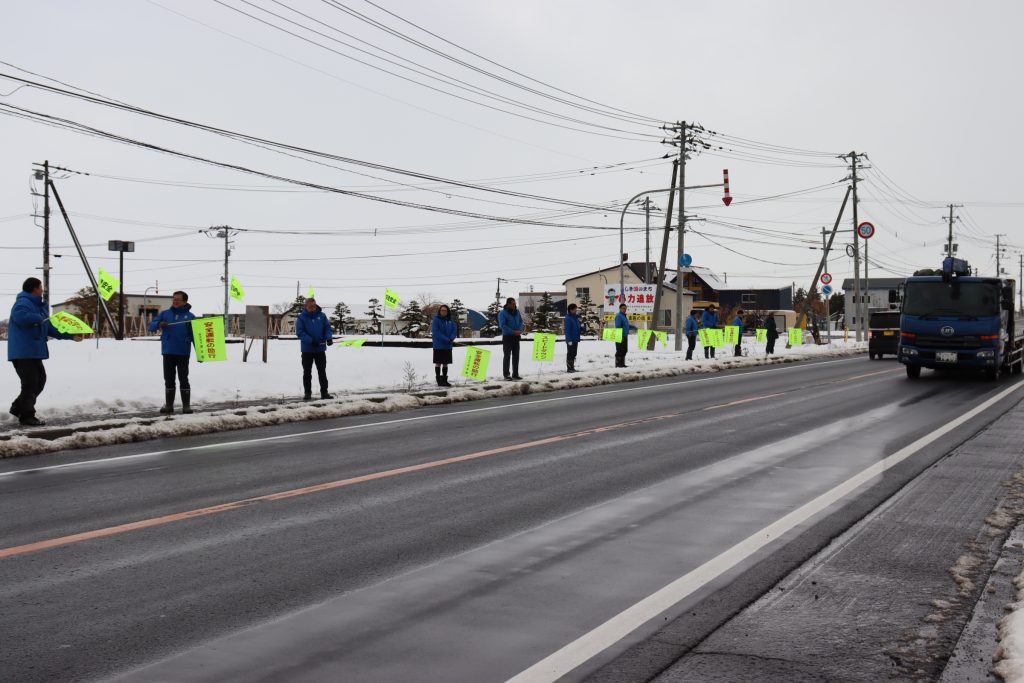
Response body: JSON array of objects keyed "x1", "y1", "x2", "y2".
[{"x1": 906, "y1": 365, "x2": 921, "y2": 379}]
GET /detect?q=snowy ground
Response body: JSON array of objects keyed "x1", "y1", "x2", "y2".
[{"x1": 0, "y1": 335, "x2": 866, "y2": 457}]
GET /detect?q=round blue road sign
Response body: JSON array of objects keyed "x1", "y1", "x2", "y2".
[
  {"x1": 679, "y1": 253, "x2": 693, "y2": 267},
  {"x1": 822, "y1": 285, "x2": 833, "y2": 296}
]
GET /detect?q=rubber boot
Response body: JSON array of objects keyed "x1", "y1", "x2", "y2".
[
  {"x1": 441, "y1": 369, "x2": 451, "y2": 387},
  {"x1": 159, "y1": 388, "x2": 175, "y2": 414},
  {"x1": 181, "y1": 389, "x2": 193, "y2": 414},
  {"x1": 435, "y1": 367, "x2": 443, "y2": 386}
]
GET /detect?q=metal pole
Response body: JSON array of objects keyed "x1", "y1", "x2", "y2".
[
  {"x1": 644, "y1": 199, "x2": 651, "y2": 285},
  {"x1": 42, "y1": 160, "x2": 50, "y2": 306},
  {"x1": 864, "y1": 236, "x2": 870, "y2": 324},
  {"x1": 223, "y1": 229, "x2": 230, "y2": 320},
  {"x1": 619, "y1": 189, "x2": 674, "y2": 327},
  {"x1": 947, "y1": 204, "x2": 954, "y2": 257},
  {"x1": 849, "y1": 152, "x2": 863, "y2": 341},
  {"x1": 822, "y1": 227, "x2": 831, "y2": 344},
  {"x1": 675, "y1": 121, "x2": 687, "y2": 351},
  {"x1": 118, "y1": 250, "x2": 125, "y2": 339}
]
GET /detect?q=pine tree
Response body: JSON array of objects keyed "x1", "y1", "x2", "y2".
[
  {"x1": 448, "y1": 298, "x2": 467, "y2": 337},
  {"x1": 531, "y1": 292, "x2": 558, "y2": 333},
  {"x1": 284, "y1": 294, "x2": 307, "y2": 317},
  {"x1": 330, "y1": 301, "x2": 355, "y2": 334},
  {"x1": 481, "y1": 300, "x2": 502, "y2": 337},
  {"x1": 364, "y1": 297, "x2": 382, "y2": 334},
  {"x1": 398, "y1": 300, "x2": 426, "y2": 338},
  {"x1": 577, "y1": 290, "x2": 600, "y2": 335}
]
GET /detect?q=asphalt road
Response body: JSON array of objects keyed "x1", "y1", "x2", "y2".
[{"x1": 1, "y1": 356, "x2": 1019, "y2": 682}]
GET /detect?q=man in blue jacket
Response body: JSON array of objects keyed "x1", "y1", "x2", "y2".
[
  {"x1": 8, "y1": 277, "x2": 82, "y2": 426},
  {"x1": 685, "y1": 309, "x2": 700, "y2": 360},
  {"x1": 498, "y1": 297, "x2": 524, "y2": 380},
  {"x1": 701, "y1": 304, "x2": 720, "y2": 359},
  {"x1": 732, "y1": 308, "x2": 745, "y2": 357},
  {"x1": 614, "y1": 303, "x2": 636, "y2": 367},
  {"x1": 564, "y1": 303, "x2": 581, "y2": 373},
  {"x1": 296, "y1": 297, "x2": 334, "y2": 399},
  {"x1": 148, "y1": 290, "x2": 196, "y2": 414}
]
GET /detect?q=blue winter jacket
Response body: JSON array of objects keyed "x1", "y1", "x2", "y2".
[
  {"x1": 701, "y1": 309, "x2": 719, "y2": 329},
  {"x1": 7, "y1": 291, "x2": 72, "y2": 360},
  {"x1": 614, "y1": 311, "x2": 635, "y2": 338},
  {"x1": 296, "y1": 307, "x2": 333, "y2": 353},
  {"x1": 148, "y1": 304, "x2": 196, "y2": 356},
  {"x1": 431, "y1": 314, "x2": 458, "y2": 350},
  {"x1": 498, "y1": 307, "x2": 523, "y2": 336},
  {"x1": 685, "y1": 315, "x2": 700, "y2": 337},
  {"x1": 732, "y1": 315, "x2": 744, "y2": 333},
  {"x1": 564, "y1": 313, "x2": 581, "y2": 343}
]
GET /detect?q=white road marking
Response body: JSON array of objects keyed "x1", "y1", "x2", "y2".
[
  {"x1": 0, "y1": 357, "x2": 862, "y2": 477},
  {"x1": 505, "y1": 380, "x2": 1024, "y2": 683}
]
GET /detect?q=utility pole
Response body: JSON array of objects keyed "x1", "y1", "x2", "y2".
[
  {"x1": 840, "y1": 151, "x2": 867, "y2": 341},
  {"x1": 996, "y1": 234, "x2": 1006, "y2": 277},
  {"x1": 203, "y1": 225, "x2": 237, "y2": 319},
  {"x1": 675, "y1": 121, "x2": 687, "y2": 351},
  {"x1": 945, "y1": 204, "x2": 961, "y2": 257},
  {"x1": 42, "y1": 161, "x2": 50, "y2": 304},
  {"x1": 1019, "y1": 253, "x2": 1023, "y2": 313}
]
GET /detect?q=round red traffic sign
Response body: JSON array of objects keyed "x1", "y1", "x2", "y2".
[
  {"x1": 820, "y1": 273, "x2": 833, "y2": 285},
  {"x1": 857, "y1": 221, "x2": 875, "y2": 239}
]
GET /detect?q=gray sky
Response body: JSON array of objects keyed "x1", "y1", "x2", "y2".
[{"x1": 2, "y1": 0, "x2": 1022, "y2": 316}]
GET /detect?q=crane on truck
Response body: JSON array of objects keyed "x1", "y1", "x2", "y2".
[{"x1": 897, "y1": 258, "x2": 1024, "y2": 380}]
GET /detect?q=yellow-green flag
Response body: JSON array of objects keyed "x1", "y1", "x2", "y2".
[
  {"x1": 462, "y1": 346, "x2": 490, "y2": 380},
  {"x1": 602, "y1": 327, "x2": 622, "y2": 343},
  {"x1": 708, "y1": 328, "x2": 725, "y2": 348},
  {"x1": 384, "y1": 288, "x2": 401, "y2": 310},
  {"x1": 49, "y1": 311, "x2": 93, "y2": 335},
  {"x1": 532, "y1": 333, "x2": 556, "y2": 361},
  {"x1": 654, "y1": 330, "x2": 668, "y2": 347},
  {"x1": 230, "y1": 276, "x2": 245, "y2": 302},
  {"x1": 338, "y1": 338, "x2": 367, "y2": 347},
  {"x1": 637, "y1": 329, "x2": 652, "y2": 350},
  {"x1": 724, "y1": 325, "x2": 740, "y2": 345},
  {"x1": 756, "y1": 328, "x2": 768, "y2": 343},
  {"x1": 307, "y1": 286, "x2": 315, "y2": 299},
  {"x1": 698, "y1": 328, "x2": 710, "y2": 347},
  {"x1": 192, "y1": 316, "x2": 227, "y2": 362},
  {"x1": 788, "y1": 328, "x2": 803, "y2": 346},
  {"x1": 97, "y1": 268, "x2": 119, "y2": 301}
]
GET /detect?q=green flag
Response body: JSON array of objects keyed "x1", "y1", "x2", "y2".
[
  {"x1": 602, "y1": 327, "x2": 622, "y2": 343},
  {"x1": 708, "y1": 328, "x2": 725, "y2": 348},
  {"x1": 698, "y1": 328, "x2": 710, "y2": 347},
  {"x1": 230, "y1": 276, "x2": 245, "y2": 302},
  {"x1": 307, "y1": 286, "x2": 315, "y2": 299},
  {"x1": 192, "y1": 316, "x2": 227, "y2": 362},
  {"x1": 532, "y1": 333, "x2": 556, "y2": 361},
  {"x1": 788, "y1": 328, "x2": 803, "y2": 346},
  {"x1": 654, "y1": 330, "x2": 668, "y2": 347},
  {"x1": 462, "y1": 346, "x2": 491, "y2": 380},
  {"x1": 384, "y1": 288, "x2": 401, "y2": 310},
  {"x1": 97, "y1": 268, "x2": 119, "y2": 301},
  {"x1": 49, "y1": 311, "x2": 93, "y2": 335},
  {"x1": 338, "y1": 338, "x2": 367, "y2": 347},
  {"x1": 756, "y1": 328, "x2": 768, "y2": 343},
  {"x1": 724, "y1": 325, "x2": 740, "y2": 345},
  {"x1": 637, "y1": 329, "x2": 652, "y2": 350}
]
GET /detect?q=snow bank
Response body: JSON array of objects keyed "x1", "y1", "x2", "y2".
[{"x1": 0, "y1": 337, "x2": 866, "y2": 458}]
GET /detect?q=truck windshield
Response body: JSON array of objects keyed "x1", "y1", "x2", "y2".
[{"x1": 903, "y1": 281, "x2": 999, "y2": 318}]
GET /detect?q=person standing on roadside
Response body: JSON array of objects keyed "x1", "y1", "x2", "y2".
[
  {"x1": 431, "y1": 304, "x2": 457, "y2": 386},
  {"x1": 499, "y1": 297, "x2": 524, "y2": 380},
  {"x1": 614, "y1": 303, "x2": 636, "y2": 368},
  {"x1": 766, "y1": 314, "x2": 779, "y2": 355},
  {"x1": 7, "y1": 277, "x2": 83, "y2": 427},
  {"x1": 149, "y1": 290, "x2": 196, "y2": 414},
  {"x1": 685, "y1": 309, "x2": 700, "y2": 361},
  {"x1": 564, "y1": 303, "x2": 581, "y2": 373},
  {"x1": 732, "y1": 308, "x2": 745, "y2": 357},
  {"x1": 296, "y1": 297, "x2": 333, "y2": 400},
  {"x1": 701, "y1": 304, "x2": 720, "y2": 359}
]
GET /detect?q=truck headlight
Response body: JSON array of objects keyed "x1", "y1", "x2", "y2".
[
  {"x1": 977, "y1": 350, "x2": 995, "y2": 358},
  {"x1": 901, "y1": 347, "x2": 918, "y2": 356}
]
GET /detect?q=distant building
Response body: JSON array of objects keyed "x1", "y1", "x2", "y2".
[
  {"x1": 841, "y1": 277, "x2": 905, "y2": 328},
  {"x1": 563, "y1": 262, "x2": 692, "y2": 330},
  {"x1": 51, "y1": 293, "x2": 172, "y2": 320},
  {"x1": 717, "y1": 286, "x2": 794, "y2": 311}
]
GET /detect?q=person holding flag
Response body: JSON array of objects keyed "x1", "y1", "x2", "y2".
[
  {"x1": 701, "y1": 304, "x2": 720, "y2": 359},
  {"x1": 732, "y1": 308, "x2": 745, "y2": 357},
  {"x1": 498, "y1": 297, "x2": 524, "y2": 380},
  {"x1": 148, "y1": 290, "x2": 196, "y2": 414},
  {"x1": 563, "y1": 303, "x2": 581, "y2": 373},
  {"x1": 614, "y1": 303, "x2": 636, "y2": 367},
  {"x1": 7, "y1": 277, "x2": 83, "y2": 426},
  {"x1": 430, "y1": 304, "x2": 458, "y2": 386},
  {"x1": 296, "y1": 297, "x2": 333, "y2": 400}
]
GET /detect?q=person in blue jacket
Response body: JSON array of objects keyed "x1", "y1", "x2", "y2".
[
  {"x1": 296, "y1": 297, "x2": 333, "y2": 400},
  {"x1": 701, "y1": 304, "x2": 720, "y2": 359},
  {"x1": 732, "y1": 308, "x2": 745, "y2": 357},
  {"x1": 685, "y1": 309, "x2": 700, "y2": 360},
  {"x1": 614, "y1": 303, "x2": 636, "y2": 367},
  {"x1": 431, "y1": 304, "x2": 458, "y2": 386},
  {"x1": 498, "y1": 297, "x2": 524, "y2": 380},
  {"x1": 564, "y1": 303, "x2": 581, "y2": 373},
  {"x1": 148, "y1": 290, "x2": 196, "y2": 414},
  {"x1": 8, "y1": 277, "x2": 82, "y2": 426}
]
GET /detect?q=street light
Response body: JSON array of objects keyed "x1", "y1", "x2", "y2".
[
  {"x1": 107, "y1": 240, "x2": 135, "y2": 340},
  {"x1": 142, "y1": 285, "x2": 158, "y2": 325}
]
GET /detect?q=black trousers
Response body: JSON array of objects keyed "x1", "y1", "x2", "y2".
[
  {"x1": 734, "y1": 343, "x2": 742, "y2": 357},
  {"x1": 301, "y1": 352, "x2": 328, "y2": 394},
  {"x1": 566, "y1": 341, "x2": 578, "y2": 369},
  {"x1": 11, "y1": 359, "x2": 46, "y2": 420},
  {"x1": 766, "y1": 336, "x2": 777, "y2": 354},
  {"x1": 704, "y1": 344, "x2": 716, "y2": 359},
  {"x1": 686, "y1": 335, "x2": 696, "y2": 360},
  {"x1": 162, "y1": 354, "x2": 190, "y2": 391},
  {"x1": 502, "y1": 335, "x2": 520, "y2": 376},
  {"x1": 615, "y1": 340, "x2": 628, "y2": 365}
]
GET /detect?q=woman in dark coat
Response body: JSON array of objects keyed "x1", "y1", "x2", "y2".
[
  {"x1": 431, "y1": 304, "x2": 458, "y2": 386},
  {"x1": 766, "y1": 315, "x2": 779, "y2": 354}
]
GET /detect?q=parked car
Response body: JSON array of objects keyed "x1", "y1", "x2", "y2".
[{"x1": 868, "y1": 311, "x2": 900, "y2": 359}]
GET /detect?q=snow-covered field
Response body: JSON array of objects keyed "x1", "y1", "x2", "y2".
[{"x1": 0, "y1": 335, "x2": 866, "y2": 457}]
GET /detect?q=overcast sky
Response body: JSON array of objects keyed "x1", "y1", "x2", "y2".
[{"x1": 2, "y1": 0, "x2": 1022, "y2": 316}]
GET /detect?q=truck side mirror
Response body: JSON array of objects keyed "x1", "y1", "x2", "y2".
[{"x1": 1002, "y1": 285, "x2": 1014, "y2": 308}]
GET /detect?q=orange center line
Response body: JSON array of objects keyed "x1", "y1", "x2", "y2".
[
  {"x1": 828, "y1": 368, "x2": 900, "y2": 384},
  {"x1": 702, "y1": 392, "x2": 787, "y2": 411}
]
